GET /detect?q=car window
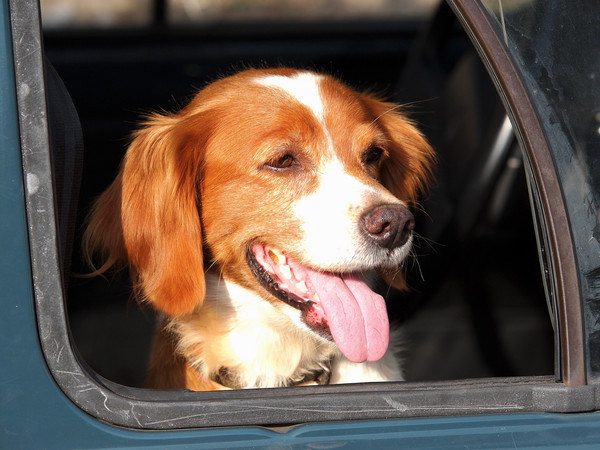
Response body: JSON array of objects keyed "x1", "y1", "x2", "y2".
[
  {"x1": 480, "y1": 0, "x2": 600, "y2": 383},
  {"x1": 44, "y1": 0, "x2": 554, "y2": 383}
]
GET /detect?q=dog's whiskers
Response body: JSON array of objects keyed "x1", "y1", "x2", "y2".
[
  {"x1": 369, "y1": 104, "x2": 404, "y2": 126},
  {"x1": 411, "y1": 231, "x2": 441, "y2": 254},
  {"x1": 410, "y1": 248, "x2": 425, "y2": 283}
]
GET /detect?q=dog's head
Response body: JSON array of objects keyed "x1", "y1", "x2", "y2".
[{"x1": 84, "y1": 68, "x2": 434, "y2": 363}]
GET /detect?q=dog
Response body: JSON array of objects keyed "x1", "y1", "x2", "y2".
[{"x1": 83, "y1": 68, "x2": 434, "y2": 390}]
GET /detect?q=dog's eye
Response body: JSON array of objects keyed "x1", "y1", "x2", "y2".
[
  {"x1": 363, "y1": 147, "x2": 384, "y2": 166},
  {"x1": 266, "y1": 153, "x2": 297, "y2": 171}
]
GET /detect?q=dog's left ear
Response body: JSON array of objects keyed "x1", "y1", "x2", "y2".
[{"x1": 363, "y1": 95, "x2": 435, "y2": 205}]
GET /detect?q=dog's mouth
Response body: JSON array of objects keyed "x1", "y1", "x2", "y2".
[{"x1": 247, "y1": 243, "x2": 389, "y2": 363}]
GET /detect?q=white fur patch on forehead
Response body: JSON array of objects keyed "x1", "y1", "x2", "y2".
[{"x1": 254, "y1": 72, "x2": 325, "y2": 121}]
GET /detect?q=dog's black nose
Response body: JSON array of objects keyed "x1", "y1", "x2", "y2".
[{"x1": 362, "y1": 204, "x2": 415, "y2": 250}]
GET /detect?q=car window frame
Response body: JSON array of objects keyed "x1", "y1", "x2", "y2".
[{"x1": 13, "y1": 0, "x2": 596, "y2": 430}]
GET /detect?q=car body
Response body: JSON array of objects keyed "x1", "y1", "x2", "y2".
[{"x1": 2, "y1": 0, "x2": 600, "y2": 447}]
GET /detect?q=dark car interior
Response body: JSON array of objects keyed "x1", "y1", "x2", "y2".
[{"x1": 42, "y1": 0, "x2": 554, "y2": 388}]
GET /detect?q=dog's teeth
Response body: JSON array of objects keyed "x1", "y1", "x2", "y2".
[
  {"x1": 295, "y1": 280, "x2": 308, "y2": 293},
  {"x1": 268, "y1": 248, "x2": 286, "y2": 265},
  {"x1": 280, "y1": 264, "x2": 293, "y2": 280}
]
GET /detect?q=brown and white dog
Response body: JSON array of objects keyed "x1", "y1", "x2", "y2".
[{"x1": 83, "y1": 68, "x2": 434, "y2": 390}]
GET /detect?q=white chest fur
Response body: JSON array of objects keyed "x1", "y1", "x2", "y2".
[{"x1": 170, "y1": 275, "x2": 402, "y2": 388}]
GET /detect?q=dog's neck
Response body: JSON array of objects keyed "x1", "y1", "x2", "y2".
[
  {"x1": 210, "y1": 361, "x2": 332, "y2": 388},
  {"x1": 167, "y1": 274, "x2": 339, "y2": 389}
]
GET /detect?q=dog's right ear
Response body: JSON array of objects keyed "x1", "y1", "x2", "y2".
[{"x1": 83, "y1": 112, "x2": 210, "y2": 316}]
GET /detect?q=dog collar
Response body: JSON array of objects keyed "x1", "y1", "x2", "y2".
[{"x1": 211, "y1": 364, "x2": 332, "y2": 389}]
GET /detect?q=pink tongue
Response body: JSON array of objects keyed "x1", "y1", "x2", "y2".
[{"x1": 300, "y1": 268, "x2": 390, "y2": 363}]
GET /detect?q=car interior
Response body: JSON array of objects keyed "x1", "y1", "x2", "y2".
[{"x1": 41, "y1": 0, "x2": 554, "y2": 388}]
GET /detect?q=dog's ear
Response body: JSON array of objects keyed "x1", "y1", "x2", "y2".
[
  {"x1": 363, "y1": 95, "x2": 435, "y2": 205},
  {"x1": 83, "y1": 113, "x2": 208, "y2": 316}
]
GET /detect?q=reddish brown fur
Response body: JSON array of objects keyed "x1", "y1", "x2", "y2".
[
  {"x1": 83, "y1": 68, "x2": 434, "y2": 390},
  {"x1": 145, "y1": 324, "x2": 229, "y2": 390}
]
